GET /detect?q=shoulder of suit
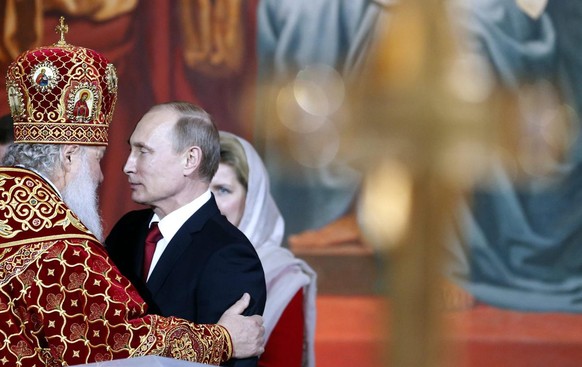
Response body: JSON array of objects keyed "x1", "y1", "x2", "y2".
[{"x1": 118, "y1": 209, "x2": 154, "y2": 224}]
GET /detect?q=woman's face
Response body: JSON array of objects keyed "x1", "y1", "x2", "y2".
[{"x1": 211, "y1": 162, "x2": 247, "y2": 227}]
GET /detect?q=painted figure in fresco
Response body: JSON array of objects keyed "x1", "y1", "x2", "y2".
[
  {"x1": 257, "y1": 0, "x2": 388, "y2": 247},
  {"x1": 447, "y1": 0, "x2": 582, "y2": 313}
]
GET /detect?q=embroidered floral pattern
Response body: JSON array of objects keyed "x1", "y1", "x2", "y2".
[
  {"x1": 67, "y1": 272, "x2": 87, "y2": 290},
  {"x1": 70, "y1": 323, "x2": 87, "y2": 341},
  {"x1": 46, "y1": 293, "x2": 64, "y2": 311},
  {"x1": 10, "y1": 341, "x2": 33, "y2": 357},
  {"x1": 88, "y1": 303, "x2": 106, "y2": 321}
]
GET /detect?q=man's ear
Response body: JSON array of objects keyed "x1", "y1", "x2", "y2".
[
  {"x1": 183, "y1": 146, "x2": 202, "y2": 176},
  {"x1": 61, "y1": 144, "x2": 81, "y2": 173}
]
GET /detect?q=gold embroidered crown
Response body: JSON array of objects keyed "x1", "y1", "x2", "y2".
[{"x1": 5, "y1": 17, "x2": 118, "y2": 146}]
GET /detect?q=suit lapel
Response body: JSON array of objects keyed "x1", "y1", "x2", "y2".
[{"x1": 146, "y1": 196, "x2": 221, "y2": 295}]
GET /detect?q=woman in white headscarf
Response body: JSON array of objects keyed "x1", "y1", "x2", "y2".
[{"x1": 211, "y1": 131, "x2": 317, "y2": 367}]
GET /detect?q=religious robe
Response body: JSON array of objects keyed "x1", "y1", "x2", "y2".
[{"x1": 0, "y1": 167, "x2": 232, "y2": 366}]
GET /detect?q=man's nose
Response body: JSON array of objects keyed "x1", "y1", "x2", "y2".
[{"x1": 123, "y1": 155, "x2": 135, "y2": 175}]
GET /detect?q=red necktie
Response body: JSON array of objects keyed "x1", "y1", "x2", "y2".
[{"x1": 143, "y1": 222, "x2": 162, "y2": 280}]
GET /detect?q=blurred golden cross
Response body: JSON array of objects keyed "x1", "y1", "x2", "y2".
[{"x1": 349, "y1": 1, "x2": 513, "y2": 366}]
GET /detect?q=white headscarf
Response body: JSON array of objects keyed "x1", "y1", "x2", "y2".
[{"x1": 221, "y1": 132, "x2": 317, "y2": 367}]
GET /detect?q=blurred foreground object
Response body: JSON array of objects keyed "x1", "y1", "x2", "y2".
[{"x1": 346, "y1": 0, "x2": 518, "y2": 365}]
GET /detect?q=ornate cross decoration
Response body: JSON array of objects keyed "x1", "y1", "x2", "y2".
[{"x1": 55, "y1": 16, "x2": 69, "y2": 46}]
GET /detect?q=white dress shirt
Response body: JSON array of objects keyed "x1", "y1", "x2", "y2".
[{"x1": 145, "y1": 190, "x2": 211, "y2": 280}]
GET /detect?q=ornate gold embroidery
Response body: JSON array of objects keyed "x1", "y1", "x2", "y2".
[
  {"x1": 0, "y1": 220, "x2": 18, "y2": 238},
  {"x1": 0, "y1": 168, "x2": 94, "y2": 247},
  {"x1": 55, "y1": 210, "x2": 90, "y2": 233},
  {"x1": 6, "y1": 17, "x2": 117, "y2": 145},
  {"x1": 2, "y1": 174, "x2": 66, "y2": 233},
  {"x1": 0, "y1": 168, "x2": 233, "y2": 365},
  {"x1": 0, "y1": 241, "x2": 52, "y2": 286},
  {"x1": 171, "y1": 332, "x2": 200, "y2": 361}
]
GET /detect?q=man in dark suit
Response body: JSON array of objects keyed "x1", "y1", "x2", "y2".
[{"x1": 106, "y1": 102, "x2": 266, "y2": 367}]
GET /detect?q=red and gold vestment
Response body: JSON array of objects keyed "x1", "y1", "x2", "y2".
[{"x1": 0, "y1": 167, "x2": 232, "y2": 366}]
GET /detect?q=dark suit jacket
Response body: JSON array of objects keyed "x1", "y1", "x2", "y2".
[{"x1": 106, "y1": 195, "x2": 266, "y2": 367}]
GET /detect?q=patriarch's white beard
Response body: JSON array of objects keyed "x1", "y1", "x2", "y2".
[{"x1": 61, "y1": 154, "x2": 104, "y2": 242}]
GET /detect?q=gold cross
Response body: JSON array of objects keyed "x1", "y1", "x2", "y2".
[{"x1": 55, "y1": 16, "x2": 68, "y2": 45}]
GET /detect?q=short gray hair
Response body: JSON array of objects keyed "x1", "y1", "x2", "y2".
[
  {"x1": 2, "y1": 143, "x2": 64, "y2": 179},
  {"x1": 150, "y1": 102, "x2": 220, "y2": 182}
]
